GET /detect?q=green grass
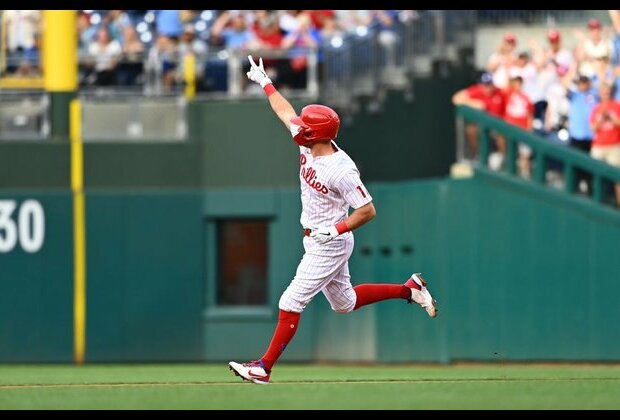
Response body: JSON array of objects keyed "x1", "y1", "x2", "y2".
[{"x1": 0, "y1": 363, "x2": 619, "y2": 409}]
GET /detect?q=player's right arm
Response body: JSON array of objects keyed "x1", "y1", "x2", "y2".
[{"x1": 246, "y1": 55, "x2": 297, "y2": 130}]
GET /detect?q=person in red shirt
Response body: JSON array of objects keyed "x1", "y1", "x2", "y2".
[
  {"x1": 305, "y1": 10, "x2": 335, "y2": 29},
  {"x1": 589, "y1": 82, "x2": 620, "y2": 204},
  {"x1": 452, "y1": 72, "x2": 506, "y2": 159},
  {"x1": 502, "y1": 76, "x2": 534, "y2": 176}
]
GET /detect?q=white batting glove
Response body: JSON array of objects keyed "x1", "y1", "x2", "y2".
[
  {"x1": 310, "y1": 226, "x2": 340, "y2": 245},
  {"x1": 246, "y1": 55, "x2": 272, "y2": 88}
]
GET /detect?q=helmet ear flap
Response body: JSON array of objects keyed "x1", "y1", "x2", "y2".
[{"x1": 294, "y1": 126, "x2": 311, "y2": 146}]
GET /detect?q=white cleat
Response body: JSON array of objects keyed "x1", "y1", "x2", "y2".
[
  {"x1": 404, "y1": 273, "x2": 437, "y2": 318},
  {"x1": 228, "y1": 360, "x2": 271, "y2": 384}
]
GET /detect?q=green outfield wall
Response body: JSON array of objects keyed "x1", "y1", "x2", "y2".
[{"x1": 1, "y1": 169, "x2": 619, "y2": 362}]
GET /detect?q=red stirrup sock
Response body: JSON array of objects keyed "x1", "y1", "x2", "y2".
[
  {"x1": 353, "y1": 284, "x2": 411, "y2": 310},
  {"x1": 260, "y1": 309, "x2": 301, "y2": 371}
]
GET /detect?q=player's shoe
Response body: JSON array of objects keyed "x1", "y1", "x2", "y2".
[
  {"x1": 228, "y1": 360, "x2": 271, "y2": 384},
  {"x1": 404, "y1": 273, "x2": 437, "y2": 318}
]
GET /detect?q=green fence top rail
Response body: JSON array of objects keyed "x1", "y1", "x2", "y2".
[{"x1": 455, "y1": 105, "x2": 620, "y2": 183}]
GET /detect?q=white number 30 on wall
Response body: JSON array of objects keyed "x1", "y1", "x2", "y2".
[{"x1": 0, "y1": 199, "x2": 45, "y2": 253}]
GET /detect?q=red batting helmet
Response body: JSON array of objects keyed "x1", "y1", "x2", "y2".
[{"x1": 290, "y1": 104, "x2": 340, "y2": 146}]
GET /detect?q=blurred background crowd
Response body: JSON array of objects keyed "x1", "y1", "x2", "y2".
[
  {"x1": 452, "y1": 11, "x2": 620, "y2": 197},
  {"x1": 1, "y1": 10, "x2": 410, "y2": 92}
]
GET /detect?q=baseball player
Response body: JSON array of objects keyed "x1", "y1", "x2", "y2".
[{"x1": 229, "y1": 56, "x2": 437, "y2": 384}]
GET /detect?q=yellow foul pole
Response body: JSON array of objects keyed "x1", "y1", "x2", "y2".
[{"x1": 43, "y1": 10, "x2": 85, "y2": 364}]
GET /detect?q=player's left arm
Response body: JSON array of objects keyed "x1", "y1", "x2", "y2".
[
  {"x1": 310, "y1": 170, "x2": 375, "y2": 245},
  {"x1": 340, "y1": 201, "x2": 376, "y2": 231}
]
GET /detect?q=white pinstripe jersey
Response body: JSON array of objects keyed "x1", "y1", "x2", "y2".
[{"x1": 298, "y1": 142, "x2": 372, "y2": 229}]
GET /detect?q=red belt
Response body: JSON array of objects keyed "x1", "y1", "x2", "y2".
[{"x1": 303, "y1": 228, "x2": 312, "y2": 236}]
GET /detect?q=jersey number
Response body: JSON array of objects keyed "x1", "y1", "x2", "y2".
[{"x1": 356, "y1": 186, "x2": 367, "y2": 198}]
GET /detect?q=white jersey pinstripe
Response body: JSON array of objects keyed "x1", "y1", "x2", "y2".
[
  {"x1": 298, "y1": 143, "x2": 372, "y2": 229},
  {"x1": 278, "y1": 140, "x2": 373, "y2": 314}
]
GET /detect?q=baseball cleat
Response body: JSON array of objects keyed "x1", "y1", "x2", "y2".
[
  {"x1": 228, "y1": 360, "x2": 271, "y2": 384},
  {"x1": 404, "y1": 273, "x2": 437, "y2": 318}
]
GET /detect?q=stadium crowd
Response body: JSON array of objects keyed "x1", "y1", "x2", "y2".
[
  {"x1": 1, "y1": 10, "x2": 405, "y2": 92},
  {"x1": 453, "y1": 10, "x2": 620, "y2": 203}
]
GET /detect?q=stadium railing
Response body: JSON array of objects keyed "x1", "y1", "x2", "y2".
[
  {"x1": 455, "y1": 105, "x2": 620, "y2": 210},
  {"x1": 475, "y1": 10, "x2": 603, "y2": 25}
]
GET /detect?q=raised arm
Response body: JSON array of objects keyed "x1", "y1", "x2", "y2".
[{"x1": 246, "y1": 55, "x2": 297, "y2": 130}]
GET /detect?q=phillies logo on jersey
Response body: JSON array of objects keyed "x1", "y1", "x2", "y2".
[{"x1": 301, "y1": 166, "x2": 329, "y2": 195}]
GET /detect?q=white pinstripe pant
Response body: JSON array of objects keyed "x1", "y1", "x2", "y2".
[{"x1": 279, "y1": 232, "x2": 357, "y2": 314}]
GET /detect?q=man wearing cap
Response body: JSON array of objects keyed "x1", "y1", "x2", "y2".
[
  {"x1": 541, "y1": 29, "x2": 573, "y2": 72},
  {"x1": 565, "y1": 74, "x2": 599, "y2": 192},
  {"x1": 452, "y1": 72, "x2": 506, "y2": 158},
  {"x1": 487, "y1": 33, "x2": 517, "y2": 90},
  {"x1": 510, "y1": 50, "x2": 546, "y2": 129},
  {"x1": 576, "y1": 18, "x2": 614, "y2": 78}
]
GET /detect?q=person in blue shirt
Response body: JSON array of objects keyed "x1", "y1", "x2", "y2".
[
  {"x1": 154, "y1": 10, "x2": 183, "y2": 38},
  {"x1": 567, "y1": 75, "x2": 599, "y2": 151},
  {"x1": 210, "y1": 11, "x2": 257, "y2": 50},
  {"x1": 566, "y1": 75, "x2": 599, "y2": 193}
]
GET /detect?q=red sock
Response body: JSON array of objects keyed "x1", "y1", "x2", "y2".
[
  {"x1": 353, "y1": 284, "x2": 411, "y2": 310},
  {"x1": 260, "y1": 309, "x2": 300, "y2": 371}
]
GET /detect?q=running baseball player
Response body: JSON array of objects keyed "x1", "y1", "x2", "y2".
[{"x1": 229, "y1": 56, "x2": 437, "y2": 384}]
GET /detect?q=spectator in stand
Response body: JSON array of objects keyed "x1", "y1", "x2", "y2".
[
  {"x1": 372, "y1": 10, "x2": 399, "y2": 49},
  {"x1": 2, "y1": 10, "x2": 41, "y2": 75},
  {"x1": 147, "y1": 34, "x2": 179, "y2": 91},
  {"x1": 210, "y1": 10, "x2": 258, "y2": 50},
  {"x1": 564, "y1": 74, "x2": 598, "y2": 193},
  {"x1": 452, "y1": 72, "x2": 506, "y2": 159},
  {"x1": 334, "y1": 10, "x2": 372, "y2": 34},
  {"x1": 503, "y1": 76, "x2": 535, "y2": 176},
  {"x1": 320, "y1": 14, "x2": 344, "y2": 44},
  {"x1": 575, "y1": 18, "x2": 614, "y2": 79},
  {"x1": 543, "y1": 64, "x2": 570, "y2": 135},
  {"x1": 590, "y1": 82, "x2": 620, "y2": 204},
  {"x1": 530, "y1": 29, "x2": 574, "y2": 126},
  {"x1": 154, "y1": 10, "x2": 183, "y2": 38},
  {"x1": 509, "y1": 51, "x2": 545, "y2": 130},
  {"x1": 117, "y1": 25, "x2": 145, "y2": 86},
  {"x1": 87, "y1": 26, "x2": 122, "y2": 86},
  {"x1": 78, "y1": 11, "x2": 98, "y2": 55},
  {"x1": 281, "y1": 12, "x2": 320, "y2": 89},
  {"x1": 104, "y1": 10, "x2": 132, "y2": 44},
  {"x1": 176, "y1": 24, "x2": 208, "y2": 90},
  {"x1": 278, "y1": 10, "x2": 303, "y2": 34},
  {"x1": 253, "y1": 11, "x2": 284, "y2": 49},
  {"x1": 588, "y1": 52, "x2": 614, "y2": 89},
  {"x1": 251, "y1": 11, "x2": 284, "y2": 85},
  {"x1": 533, "y1": 29, "x2": 573, "y2": 72},
  {"x1": 487, "y1": 33, "x2": 517, "y2": 90},
  {"x1": 306, "y1": 10, "x2": 335, "y2": 30}
]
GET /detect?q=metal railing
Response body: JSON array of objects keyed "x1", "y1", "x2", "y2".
[
  {"x1": 320, "y1": 10, "x2": 477, "y2": 113},
  {"x1": 74, "y1": 47, "x2": 320, "y2": 99},
  {"x1": 455, "y1": 105, "x2": 620, "y2": 208}
]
